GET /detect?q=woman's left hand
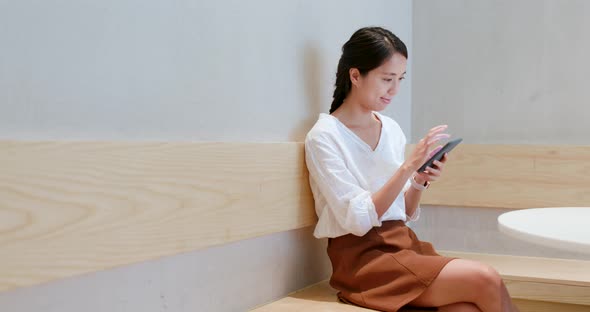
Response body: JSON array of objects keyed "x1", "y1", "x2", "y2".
[{"x1": 414, "y1": 151, "x2": 449, "y2": 185}]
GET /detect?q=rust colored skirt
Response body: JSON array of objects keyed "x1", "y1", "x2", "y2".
[{"x1": 327, "y1": 220, "x2": 457, "y2": 312}]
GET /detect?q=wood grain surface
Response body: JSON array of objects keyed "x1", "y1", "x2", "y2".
[
  {"x1": 0, "y1": 141, "x2": 315, "y2": 292},
  {"x1": 407, "y1": 144, "x2": 590, "y2": 208},
  {"x1": 3, "y1": 141, "x2": 589, "y2": 293}
]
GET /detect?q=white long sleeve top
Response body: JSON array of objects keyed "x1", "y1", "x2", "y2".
[{"x1": 304, "y1": 111, "x2": 420, "y2": 238}]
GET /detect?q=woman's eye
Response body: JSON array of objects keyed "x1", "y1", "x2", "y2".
[
  {"x1": 383, "y1": 78, "x2": 393, "y2": 82},
  {"x1": 399, "y1": 77, "x2": 406, "y2": 81}
]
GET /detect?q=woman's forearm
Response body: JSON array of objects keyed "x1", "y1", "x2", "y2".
[
  {"x1": 404, "y1": 184, "x2": 423, "y2": 218},
  {"x1": 372, "y1": 165, "x2": 414, "y2": 218}
]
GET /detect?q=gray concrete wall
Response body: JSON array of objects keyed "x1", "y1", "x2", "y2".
[
  {"x1": 0, "y1": 227, "x2": 332, "y2": 311},
  {"x1": 412, "y1": 0, "x2": 590, "y2": 144},
  {"x1": 0, "y1": 0, "x2": 413, "y2": 142},
  {"x1": 411, "y1": 0, "x2": 590, "y2": 261},
  {"x1": 409, "y1": 206, "x2": 590, "y2": 261},
  {"x1": 0, "y1": 1, "x2": 413, "y2": 311}
]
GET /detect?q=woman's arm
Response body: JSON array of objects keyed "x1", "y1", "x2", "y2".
[
  {"x1": 404, "y1": 154, "x2": 449, "y2": 219},
  {"x1": 372, "y1": 165, "x2": 414, "y2": 218},
  {"x1": 404, "y1": 179, "x2": 424, "y2": 219},
  {"x1": 372, "y1": 125, "x2": 449, "y2": 218}
]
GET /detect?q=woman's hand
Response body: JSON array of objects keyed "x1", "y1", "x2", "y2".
[
  {"x1": 414, "y1": 152, "x2": 449, "y2": 185},
  {"x1": 403, "y1": 125, "x2": 450, "y2": 173}
]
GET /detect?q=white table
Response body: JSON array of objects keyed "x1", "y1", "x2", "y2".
[{"x1": 498, "y1": 207, "x2": 590, "y2": 255}]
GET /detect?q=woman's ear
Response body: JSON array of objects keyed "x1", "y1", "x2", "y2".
[{"x1": 349, "y1": 68, "x2": 361, "y2": 87}]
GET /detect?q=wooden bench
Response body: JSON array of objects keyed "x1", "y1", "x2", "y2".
[{"x1": 252, "y1": 251, "x2": 590, "y2": 312}]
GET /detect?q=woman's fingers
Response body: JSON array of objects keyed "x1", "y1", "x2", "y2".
[
  {"x1": 427, "y1": 133, "x2": 451, "y2": 145},
  {"x1": 424, "y1": 125, "x2": 447, "y2": 141},
  {"x1": 428, "y1": 125, "x2": 448, "y2": 134},
  {"x1": 416, "y1": 171, "x2": 430, "y2": 182},
  {"x1": 426, "y1": 129, "x2": 448, "y2": 142},
  {"x1": 425, "y1": 166, "x2": 441, "y2": 177},
  {"x1": 425, "y1": 125, "x2": 449, "y2": 144},
  {"x1": 413, "y1": 126, "x2": 452, "y2": 172}
]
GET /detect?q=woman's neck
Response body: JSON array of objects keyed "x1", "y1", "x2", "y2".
[{"x1": 332, "y1": 98, "x2": 378, "y2": 128}]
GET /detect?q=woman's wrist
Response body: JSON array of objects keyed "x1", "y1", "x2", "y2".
[
  {"x1": 413, "y1": 174, "x2": 427, "y2": 185},
  {"x1": 399, "y1": 164, "x2": 415, "y2": 180},
  {"x1": 410, "y1": 174, "x2": 430, "y2": 191}
]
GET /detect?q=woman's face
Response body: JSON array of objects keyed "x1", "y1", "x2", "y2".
[{"x1": 351, "y1": 52, "x2": 407, "y2": 112}]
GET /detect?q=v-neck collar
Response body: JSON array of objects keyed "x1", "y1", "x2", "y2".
[{"x1": 325, "y1": 111, "x2": 385, "y2": 153}]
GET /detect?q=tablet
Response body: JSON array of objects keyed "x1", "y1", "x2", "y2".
[{"x1": 417, "y1": 138, "x2": 463, "y2": 173}]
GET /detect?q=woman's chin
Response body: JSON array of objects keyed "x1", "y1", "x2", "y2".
[{"x1": 374, "y1": 103, "x2": 389, "y2": 111}]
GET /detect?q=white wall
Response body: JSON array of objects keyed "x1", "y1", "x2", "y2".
[{"x1": 0, "y1": 1, "x2": 413, "y2": 311}]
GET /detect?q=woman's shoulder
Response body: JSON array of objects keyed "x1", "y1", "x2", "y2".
[{"x1": 305, "y1": 113, "x2": 340, "y2": 144}]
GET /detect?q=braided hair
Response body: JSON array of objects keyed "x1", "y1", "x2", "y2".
[{"x1": 329, "y1": 27, "x2": 408, "y2": 114}]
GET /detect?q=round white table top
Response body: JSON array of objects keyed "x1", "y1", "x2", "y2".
[{"x1": 498, "y1": 207, "x2": 590, "y2": 255}]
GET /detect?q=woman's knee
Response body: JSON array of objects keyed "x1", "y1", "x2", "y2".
[
  {"x1": 470, "y1": 263, "x2": 504, "y2": 296},
  {"x1": 408, "y1": 259, "x2": 504, "y2": 307},
  {"x1": 442, "y1": 260, "x2": 504, "y2": 305},
  {"x1": 483, "y1": 264, "x2": 503, "y2": 286}
]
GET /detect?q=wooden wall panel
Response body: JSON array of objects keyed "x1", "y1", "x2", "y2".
[
  {"x1": 407, "y1": 144, "x2": 590, "y2": 209},
  {"x1": 3, "y1": 142, "x2": 589, "y2": 292},
  {"x1": 0, "y1": 141, "x2": 315, "y2": 292}
]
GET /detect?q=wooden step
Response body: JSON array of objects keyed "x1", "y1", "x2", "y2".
[
  {"x1": 251, "y1": 251, "x2": 590, "y2": 311},
  {"x1": 250, "y1": 281, "x2": 374, "y2": 312}
]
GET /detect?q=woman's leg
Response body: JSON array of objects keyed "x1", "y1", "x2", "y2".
[{"x1": 407, "y1": 259, "x2": 519, "y2": 312}]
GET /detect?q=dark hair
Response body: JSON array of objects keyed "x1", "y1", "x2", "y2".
[{"x1": 329, "y1": 27, "x2": 408, "y2": 114}]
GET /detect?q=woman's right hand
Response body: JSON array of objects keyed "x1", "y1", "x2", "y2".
[{"x1": 404, "y1": 125, "x2": 450, "y2": 173}]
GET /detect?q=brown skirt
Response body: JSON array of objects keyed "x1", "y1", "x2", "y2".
[{"x1": 327, "y1": 220, "x2": 457, "y2": 312}]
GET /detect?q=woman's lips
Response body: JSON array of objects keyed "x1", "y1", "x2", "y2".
[{"x1": 380, "y1": 97, "x2": 391, "y2": 104}]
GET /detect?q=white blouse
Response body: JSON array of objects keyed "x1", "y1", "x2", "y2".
[{"x1": 304, "y1": 111, "x2": 420, "y2": 238}]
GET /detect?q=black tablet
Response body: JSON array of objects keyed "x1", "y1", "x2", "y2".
[{"x1": 417, "y1": 138, "x2": 463, "y2": 173}]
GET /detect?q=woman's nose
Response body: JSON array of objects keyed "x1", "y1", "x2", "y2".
[{"x1": 388, "y1": 83, "x2": 398, "y2": 96}]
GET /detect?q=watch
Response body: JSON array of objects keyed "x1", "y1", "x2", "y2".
[{"x1": 410, "y1": 175, "x2": 430, "y2": 191}]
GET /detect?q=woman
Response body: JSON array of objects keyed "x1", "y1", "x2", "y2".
[{"x1": 304, "y1": 27, "x2": 518, "y2": 312}]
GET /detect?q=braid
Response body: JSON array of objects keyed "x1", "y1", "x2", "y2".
[{"x1": 329, "y1": 63, "x2": 351, "y2": 114}]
